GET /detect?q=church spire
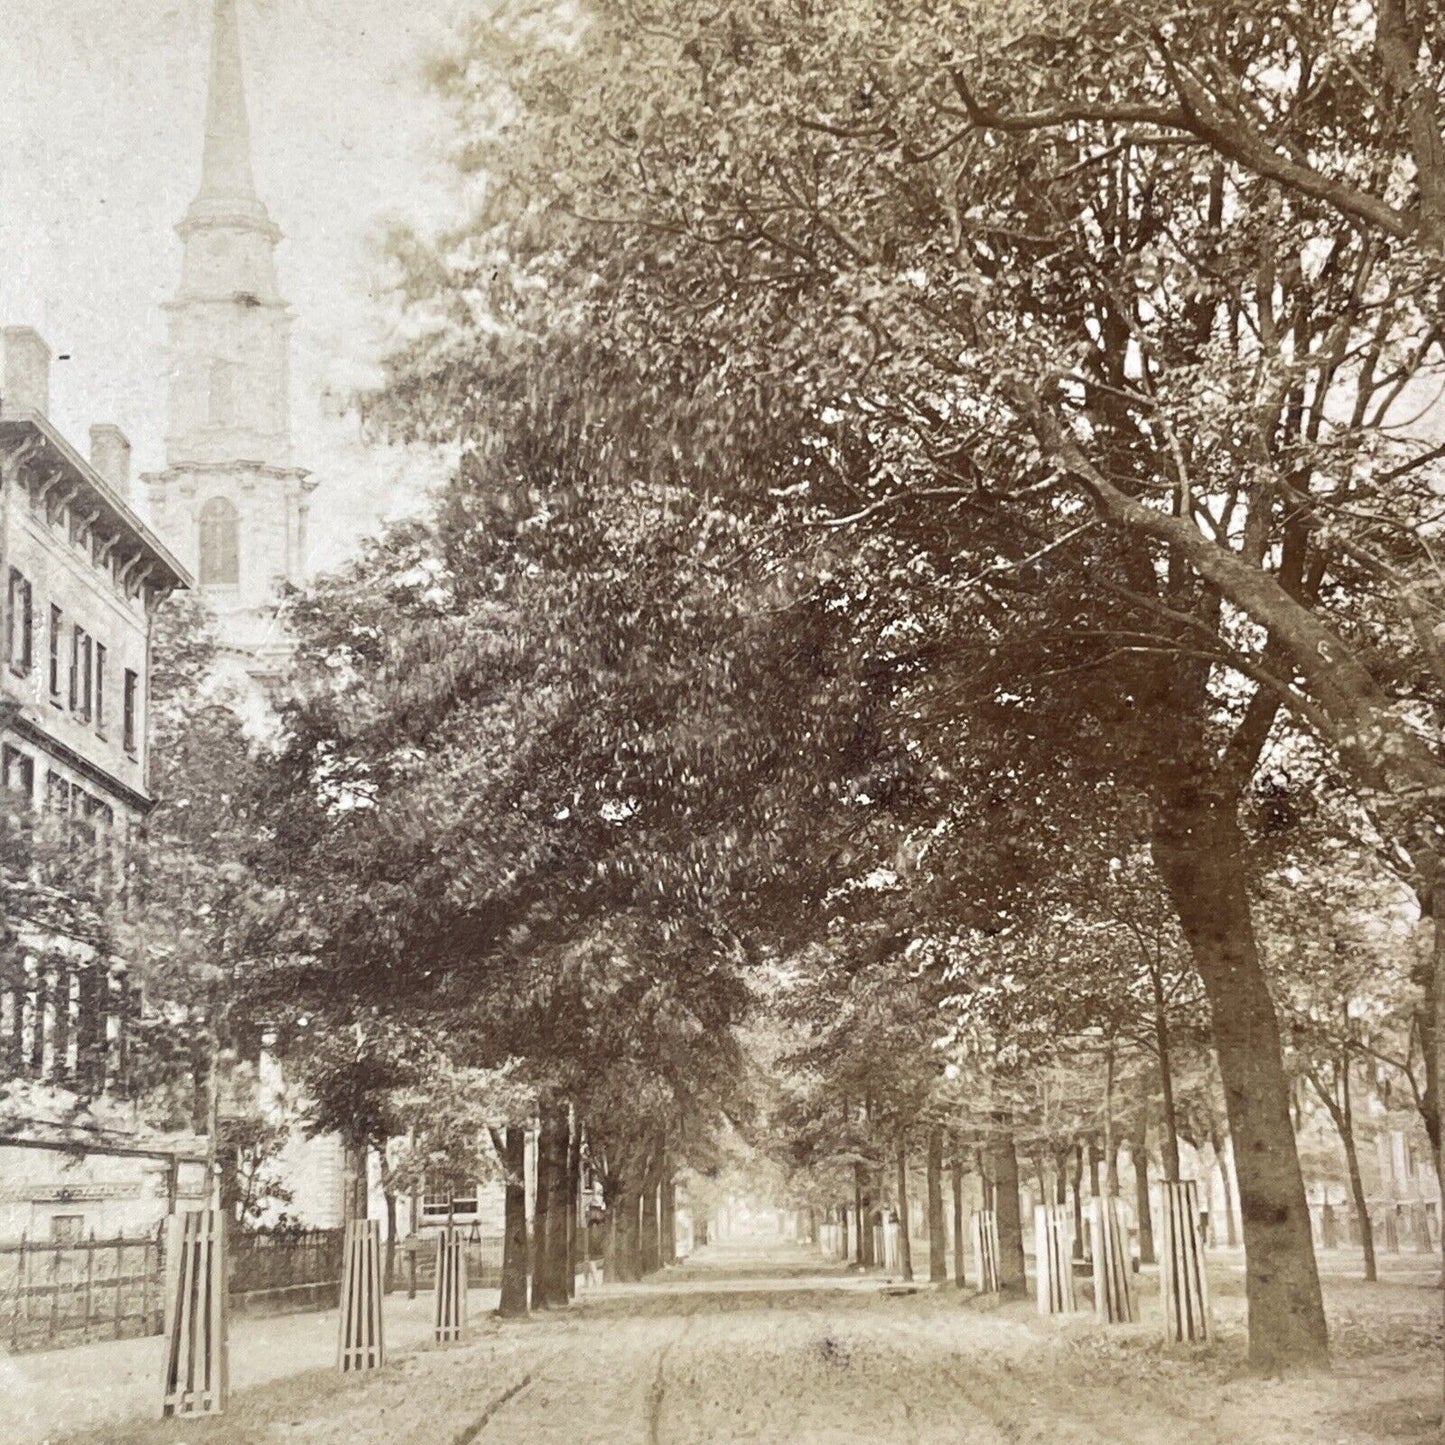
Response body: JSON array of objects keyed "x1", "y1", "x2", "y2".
[
  {"x1": 184, "y1": 0, "x2": 275, "y2": 235},
  {"x1": 199, "y1": 0, "x2": 256, "y2": 201}
]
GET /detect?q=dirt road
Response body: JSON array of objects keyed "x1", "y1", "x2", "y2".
[{"x1": 23, "y1": 1236, "x2": 1442, "y2": 1444}]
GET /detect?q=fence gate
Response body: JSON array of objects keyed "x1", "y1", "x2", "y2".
[
  {"x1": 1033, "y1": 1205, "x2": 1076, "y2": 1316},
  {"x1": 1160, "y1": 1180, "x2": 1210, "y2": 1344},
  {"x1": 337, "y1": 1219, "x2": 385, "y2": 1372},
  {"x1": 433, "y1": 1227, "x2": 467, "y2": 1343},
  {"x1": 160, "y1": 1210, "x2": 228, "y2": 1418},
  {"x1": 1090, "y1": 1196, "x2": 1137, "y2": 1324},
  {"x1": 972, "y1": 1210, "x2": 1000, "y2": 1293}
]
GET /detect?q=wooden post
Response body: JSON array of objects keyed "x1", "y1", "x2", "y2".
[
  {"x1": 1160, "y1": 1180, "x2": 1211, "y2": 1344},
  {"x1": 159, "y1": 1210, "x2": 228, "y2": 1418},
  {"x1": 46, "y1": 1239, "x2": 60, "y2": 1345},
  {"x1": 10, "y1": 1233, "x2": 25, "y2": 1350},
  {"x1": 114, "y1": 1237, "x2": 126, "y2": 1339},
  {"x1": 1091, "y1": 1195, "x2": 1137, "y2": 1324},
  {"x1": 972, "y1": 1210, "x2": 1000, "y2": 1293},
  {"x1": 82, "y1": 1232, "x2": 94, "y2": 1342},
  {"x1": 1033, "y1": 1205, "x2": 1077, "y2": 1315},
  {"x1": 337, "y1": 1219, "x2": 385, "y2": 1372},
  {"x1": 433, "y1": 1226, "x2": 467, "y2": 1343}
]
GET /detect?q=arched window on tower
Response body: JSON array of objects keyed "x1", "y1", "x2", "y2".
[{"x1": 198, "y1": 497, "x2": 239, "y2": 587}]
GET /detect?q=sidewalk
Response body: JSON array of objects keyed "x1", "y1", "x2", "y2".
[{"x1": 1, "y1": 1285, "x2": 501, "y2": 1445}]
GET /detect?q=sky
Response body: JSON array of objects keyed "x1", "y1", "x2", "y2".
[{"x1": 0, "y1": 0, "x2": 468, "y2": 573}]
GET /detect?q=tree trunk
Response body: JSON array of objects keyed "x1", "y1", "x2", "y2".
[
  {"x1": 1340, "y1": 1110, "x2": 1377, "y2": 1284},
  {"x1": 661, "y1": 1171, "x2": 677, "y2": 1265},
  {"x1": 1071, "y1": 1143, "x2": 1086, "y2": 1262},
  {"x1": 532, "y1": 1116, "x2": 552, "y2": 1308},
  {"x1": 383, "y1": 1186, "x2": 398, "y2": 1294},
  {"x1": 857, "y1": 1161, "x2": 876, "y2": 1267},
  {"x1": 615, "y1": 1182, "x2": 642, "y2": 1282},
  {"x1": 639, "y1": 1157, "x2": 661, "y2": 1275},
  {"x1": 1085, "y1": 1139, "x2": 1101, "y2": 1260},
  {"x1": 1311, "y1": 1069, "x2": 1377, "y2": 1284},
  {"x1": 341, "y1": 1139, "x2": 368, "y2": 1224},
  {"x1": 989, "y1": 1128, "x2": 1027, "y2": 1296},
  {"x1": 1208, "y1": 1120, "x2": 1240, "y2": 1248},
  {"x1": 1415, "y1": 979, "x2": 1442, "y2": 1186},
  {"x1": 189, "y1": 1025, "x2": 210, "y2": 1136},
  {"x1": 1150, "y1": 962, "x2": 1184, "y2": 1179},
  {"x1": 1153, "y1": 795, "x2": 1328, "y2": 1369},
  {"x1": 1130, "y1": 1125, "x2": 1157, "y2": 1266},
  {"x1": 853, "y1": 1162, "x2": 865, "y2": 1267},
  {"x1": 950, "y1": 1150, "x2": 966, "y2": 1288},
  {"x1": 895, "y1": 1136, "x2": 914, "y2": 1282},
  {"x1": 497, "y1": 1126, "x2": 530, "y2": 1318},
  {"x1": 1104, "y1": 1047, "x2": 1119, "y2": 1195},
  {"x1": 533, "y1": 1104, "x2": 570, "y2": 1308},
  {"x1": 926, "y1": 1127, "x2": 948, "y2": 1284},
  {"x1": 566, "y1": 1118, "x2": 581, "y2": 1298},
  {"x1": 602, "y1": 1176, "x2": 620, "y2": 1280}
]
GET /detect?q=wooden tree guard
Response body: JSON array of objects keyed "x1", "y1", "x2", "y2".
[
  {"x1": 337, "y1": 1219, "x2": 385, "y2": 1372},
  {"x1": 1033, "y1": 1205, "x2": 1077, "y2": 1316},
  {"x1": 1160, "y1": 1180, "x2": 1211, "y2": 1344},
  {"x1": 433, "y1": 1227, "x2": 467, "y2": 1343},
  {"x1": 160, "y1": 1209, "x2": 228, "y2": 1418},
  {"x1": 1090, "y1": 1196, "x2": 1137, "y2": 1324},
  {"x1": 972, "y1": 1210, "x2": 1000, "y2": 1293}
]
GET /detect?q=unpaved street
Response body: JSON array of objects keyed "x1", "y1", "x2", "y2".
[{"x1": 22, "y1": 1236, "x2": 1440, "y2": 1445}]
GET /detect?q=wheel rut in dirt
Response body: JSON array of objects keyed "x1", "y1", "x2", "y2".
[
  {"x1": 449, "y1": 1371, "x2": 534, "y2": 1444},
  {"x1": 644, "y1": 1312, "x2": 694, "y2": 1444}
]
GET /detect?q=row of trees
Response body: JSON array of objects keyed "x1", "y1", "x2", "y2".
[{"x1": 348, "y1": 0, "x2": 1444, "y2": 1370}]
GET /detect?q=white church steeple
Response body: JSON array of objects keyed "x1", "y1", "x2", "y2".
[{"x1": 144, "y1": 0, "x2": 315, "y2": 682}]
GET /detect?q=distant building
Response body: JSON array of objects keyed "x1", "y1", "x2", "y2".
[
  {"x1": 142, "y1": 0, "x2": 317, "y2": 695},
  {"x1": 0, "y1": 325, "x2": 199, "y2": 1242}
]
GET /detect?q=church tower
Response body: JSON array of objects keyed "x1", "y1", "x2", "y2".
[{"x1": 144, "y1": 0, "x2": 315, "y2": 685}]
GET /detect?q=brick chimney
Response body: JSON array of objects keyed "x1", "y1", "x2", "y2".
[
  {"x1": 2, "y1": 327, "x2": 51, "y2": 417},
  {"x1": 89, "y1": 424, "x2": 132, "y2": 498}
]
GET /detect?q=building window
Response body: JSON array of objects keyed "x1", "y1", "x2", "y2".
[
  {"x1": 198, "y1": 497, "x2": 239, "y2": 587},
  {"x1": 46, "y1": 770, "x2": 70, "y2": 814},
  {"x1": 421, "y1": 1180, "x2": 479, "y2": 1221},
  {"x1": 49, "y1": 1215, "x2": 85, "y2": 1244},
  {"x1": 94, "y1": 644, "x2": 106, "y2": 733},
  {"x1": 48, "y1": 606, "x2": 62, "y2": 700},
  {"x1": 123, "y1": 669, "x2": 139, "y2": 756},
  {"x1": 69, "y1": 626, "x2": 93, "y2": 721},
  {"x1": 2, "y1": 744, "x2": 35, "y2": 801},
  {"x1": 6, "y1": 569, "x2": 32, "y2": 674}
]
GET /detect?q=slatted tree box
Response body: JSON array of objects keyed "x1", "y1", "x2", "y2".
[
  {"x1": 337, "y1": 1219, "x2": 385, "y2": 1373},
  {"x1": 1090, "y1": 1195, "x2": 1137, "y2": 1324},
  {"x1": 1033, "y1": 1205, "x2": 1077, "y2": 1316},
  {"x1": 159, "y1": 1209, "x2": 228, "y2": 1418},
  {"x1": 1160, "y1": 1179, "x2": 1211, "y2": 1344},
  {"x1": 972, "y1": 1210, "x2": 1001, "y2": 1293},
  {"x1": 433, "y1": 1226, "x2": 467, "y2": 1343}
]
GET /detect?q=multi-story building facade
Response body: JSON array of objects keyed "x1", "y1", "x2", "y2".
[
  {"x1": 0, "y1": 325, "x2": 202, "y2": 1241},
  {"x1": 0, "y1": 329, "x2": 185, "y2": 830}
]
